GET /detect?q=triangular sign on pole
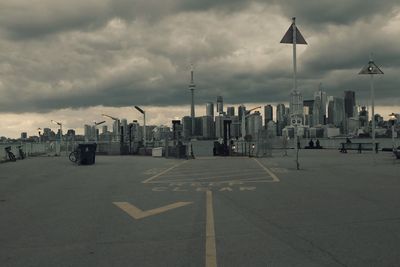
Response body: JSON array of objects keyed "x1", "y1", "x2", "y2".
[
  {"x1": 359, "y1": 61, "x2": 384, "y2": 75},
  {"x1": 280, "y1": 23, "x2": 307, "y2": 45}
]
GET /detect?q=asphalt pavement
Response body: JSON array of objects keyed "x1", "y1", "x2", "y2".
[{"x1": 0, "y1": 150, "x2": 399, "y2": 267}]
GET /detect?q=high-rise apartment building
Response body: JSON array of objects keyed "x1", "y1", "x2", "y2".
[
  {"x1": 264, "y1": 105, "x2": 273, "y2": 126},
  {"x1": 227, "y1": 106, "x2": 235, "y2": 116},
  {"x1": 276, "y1": 103, "x2": 286, "y2": 136},
  {"x1": 344, "y1": 91, "x2": 356, "y2": 118},
  {"x1": 206, "y1": 102, "x2": 214, "y2": 117},
  {"x1": 313, "y1": 88, "x2": 327, "y2": 126},
  {"x1": 217, "y1": 96, "x2": 224, "y2": 115}
]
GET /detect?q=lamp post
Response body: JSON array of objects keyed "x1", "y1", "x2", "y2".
[
  {"x1": 51, "y1": 120, "x2": 62, "y2": 155},
  {"x1": 94, "y1": 121, "x2": 106, "y2": 143},
  {"x1": 241, "y1": 106, "x2": 261, "y2": 140},
  {"x1": 359, "y1": 55, "x2": 384, "y2": 153},
  {"x1": 37, "y1": 128, "x2": 42, "y2": 143},
  {"x1": 134, "y1": 106, "x2": 146, "y2": 147},
  {"x1": 102, "y1": 114, "x2": 120, "y2": 142},
  {"x1": 389, "y1": 113, "x2": 397, "y2": 151}
]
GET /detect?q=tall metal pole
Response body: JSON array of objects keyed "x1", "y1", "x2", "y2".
[
  {"x1": 392, "y1": 124, "x2": 395, "y2": 151},
  {"x1": 292, "y1": 17, "x2": 300, "y2": 170},
  {"x1": 370, "y1": 74, "x2": 376, "y2": 153},
  {"x1": 189, "y1": 65, "x2": 196, "y2": 137},
  {"x1": 143, "y1": 112, "x2": 146, "y2": 148},
  {"x1": 59, "y1": 124, "x2": 62, "y2": 155},
  {"x1": 292, "y1": 17, "x2": 297, "y2": 91}
]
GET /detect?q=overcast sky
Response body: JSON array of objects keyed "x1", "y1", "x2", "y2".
[{"x1": 1, "y1": 0, "x2": 399, "y2": 137}]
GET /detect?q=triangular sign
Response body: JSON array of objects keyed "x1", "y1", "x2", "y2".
[
  {"x1": 280, "y1": 23, "x2": 307, "y2": 45},
  {"x1": 359, "y1": 61, "x2": 384, "y2": 75}
]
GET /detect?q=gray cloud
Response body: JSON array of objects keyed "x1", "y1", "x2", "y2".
[{"x1": 0, "y1": 0, "x2": 399, "y2": 115}]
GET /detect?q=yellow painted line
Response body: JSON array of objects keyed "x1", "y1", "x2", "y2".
[
  {"x1": 252, "y1": 158, "x2": 280, "y2": 182},
  {"x1": 142, "y1": 160, "x2": 188, "y2": 183},
  {"x1": 113, "y1": 201, "x2": 192, "y2": 220},
  {"x1": 205, "y1": 190, "x2": 217, "y2": 267}
]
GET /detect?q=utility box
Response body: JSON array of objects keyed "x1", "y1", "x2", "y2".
[
  {"x1": 152, "y1": 147, "x2": 163, "y2": 157},
  {"x1": 78, "y1": 143, "x2": 97, "y2": 165}
]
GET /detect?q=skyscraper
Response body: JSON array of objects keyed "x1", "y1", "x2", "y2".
[
  {"x1": 276, "y1": 103, "x2": 286, "y2": 136},
  {"x1": 303, "y1": 100, "x2": 314, "y2": 126},
  {"x1": 313, "y1": 86, "x2": 327, "y2": 126},
  {"x1": 227, "y1": 106, "x2": 235, "y2": 116},
  {"x1": 202, "y1": 116, "x2": 215, "y2": 139},
  {"x1": 182, "y1": 116, "x2": 192, "y2": 140},
  {"x1": 217, "y1": 96, "x2": 223, "y2": 115},
  {"x1": 344, "y1": 91, "x2": 356, "y2": 118},
  {"x1": 264, "y1": 105, "x2": 273, "y2": 126},
  {"x1": 327, "y1": 96, "x2": 335, "y2": 125},
  {"x1": 333, "y1": 97, "x2": 345, "y2": 131},
  {"x1": 206, "y1": 102, "x2": 214, "y2": 117},
  {"x1": 189, "y1": 65, "x2": 196, "y2": 136},
  {"x1": 238, "y1": 105, "x2": 246, "y2": 122},
  {"x1": 247, "y1": 111, "x2": 262, "y2": 140}
]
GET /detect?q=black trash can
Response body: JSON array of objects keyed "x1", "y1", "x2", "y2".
[{"x1": 78, "y1": 143, "x2": 97, "y2": 165}]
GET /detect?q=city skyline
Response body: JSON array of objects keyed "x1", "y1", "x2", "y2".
[{"x1": 0, "y1": 1, "x2": 400, "y2": 137}]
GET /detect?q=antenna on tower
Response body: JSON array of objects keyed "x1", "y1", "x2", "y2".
[{"x1": 190, "y1": 63, "x2": 195, "y2": 85}]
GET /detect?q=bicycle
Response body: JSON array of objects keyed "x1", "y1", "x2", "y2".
[
  {"x1": 69, "y1": 148, "x2": 80, "y2": 164},
  {"x1": 17, "y1": 145, "x2": 26, "y2": 160},
  {"x1": 4, "y1": 146, "x2": 17, "y2": 162}
]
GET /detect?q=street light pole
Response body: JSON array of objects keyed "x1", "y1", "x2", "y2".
[
  {"x1": 359, "y1": 55, "x2": 383, "y2": 153},
  {"x1": 389, "y1": 113, "x2": 397, "y2": 151},
  {"x1": 94, "y1": 121, "x2": 106, "y2": 143},
  {"x1": 51, "y1": 120, "x2": 62, "y2": 155},
  {"x1": 241, "y1": 106, "x2": 261, "y2": 140},
  {"x1": 102, "y1": 114, "x2": 120, "y2": 142}
]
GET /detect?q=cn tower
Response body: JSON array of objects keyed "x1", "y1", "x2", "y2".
[{"x1": 189, "y1": 64, "x2": 196, "y2": 136}]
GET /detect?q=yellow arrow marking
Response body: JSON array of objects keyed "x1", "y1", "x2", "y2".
[{"x1": 113, "y1": 201, "x2": 192, "y2": 220}]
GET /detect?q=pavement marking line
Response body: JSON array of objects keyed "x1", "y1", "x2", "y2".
[
  {"x1": 142, "y1": 160, "x2": 188, "y2": 183},
  {"x1": 113, "y1": 201, "x2": 192, "y2": 220},
  {"x1": 252, "y1": 158, "x2": 280, "y2": 182},
  {"x1": 205, "y1": 190, "x2": 217, "y2": 267}
]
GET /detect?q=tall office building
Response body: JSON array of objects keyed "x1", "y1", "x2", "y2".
[
  {"x1": 182, "y1": 116, "x2": 192, "y2": 139},
  {"x1": 229, "y1": 116, "x2": 240, "y2": 138},
  {"x1": 327, "y1": 96, "x2": 335, "y2": 125},
  {"x1": 276, "y1": 104, "x2": 286, "y2": 136},
  {"x1": 264, "y1": 105, "x2": 273, "y2": 126},
  {"x1": 194, "y1": 117, "x2": 203, "y2": 136},
  {"x1": 344, "y1": 91, "x2": 356, "y2": 118},
  {"x1": 333, "y1": 97, "x2": 345, "y2": 131},
  {"x1": 238, "y1": 105, "x2": 246, "y2": 122},
  {"x1": 112, "y1": 120, "x2": 119, "y2": 139},
  {"x1": 206, "y1": 102, "x2": 214, "y2": 117},
  {"x1": 84, "y1": 124, "x2": 93, "y2": 141},
  {"x1": 227, "y1": 106, "x2": 235, "y2": 116},
  {"x1": 217, "y1": 96, "x2": 224, "y2": 115},
  {"x1": 303, "y1": 100, "x2": 314, "y2": 126},
  {"x1": 313, "y1": 87, "x2": 327, "y2": 126},
  {"x1": 102, "y1": 125, "x2": 108, "y2": 134},
  {"x1": 247, "y1": 111, "x2": 262, "y2": 139},
  {"x1": 121, "y1": 119, "x2": 128, "y2": 141},
  {"x1": 201, "y1": 116, "x2": 215, "y2": 139},
  {"x1": 215, "y1": 115, "x2": 225, "y2": 139}
]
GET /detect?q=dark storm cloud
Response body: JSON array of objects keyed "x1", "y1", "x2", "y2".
[
  {"x1": 276, "y1": 0, "x2": 399, "y2": 27},
  {"x1": 0, "y1": 0, "x2": 399, "y2": 114}
]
